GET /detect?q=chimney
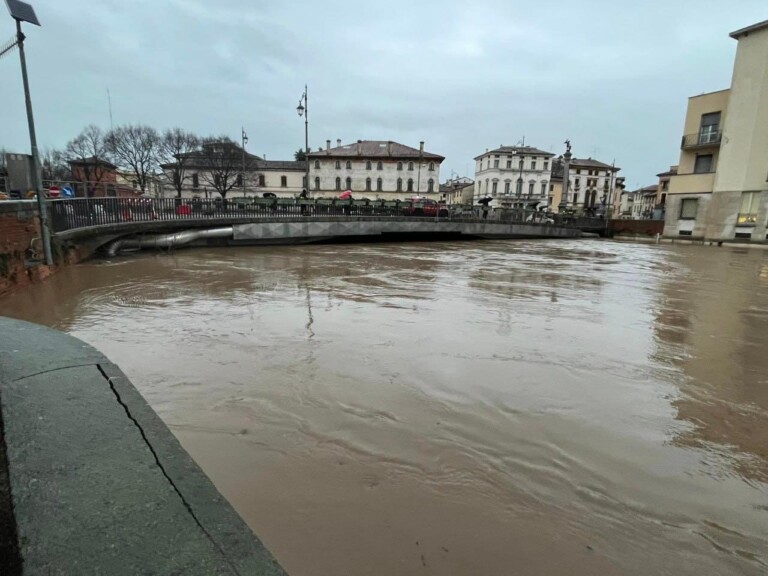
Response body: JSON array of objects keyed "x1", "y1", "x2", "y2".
[
  {"x1": 357, "y1": 139, "x2": 362, "y2": 155},
  {"x1": 337, "y1": 139, "x2": 341, "y2": 148},
  {"x1": 326, "y1": 139, "x2": 331, "y2": 154},
  {"x1": 419, "y1": 141, "x2": 424, "y2": 154},
  {"x1": 387, "y1": 141, "x2": 392, "y2": 156}
]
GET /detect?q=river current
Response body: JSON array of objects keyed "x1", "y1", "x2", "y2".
[{"x1": 1, "y1": 239, "x2": 767, "y2": 575}]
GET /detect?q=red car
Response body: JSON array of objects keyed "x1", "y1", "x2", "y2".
[{"x1": 403, "y1": 197, "x2": 448, "y2": 217}]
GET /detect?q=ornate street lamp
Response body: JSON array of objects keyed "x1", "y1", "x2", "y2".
[{"x1": 297, "y1": 86, "x2": 309, "y2": 197}]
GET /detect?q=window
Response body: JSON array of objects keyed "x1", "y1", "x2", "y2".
[
  {"x1": 493, "y1": 159, "x2": 499, "y2": 168},
  {"x1": 345, "y1": 161, "x2": 352, "y2": 169},
  {"x1": 407, "y1": 178, "x2": 414, "y2": 192},
  {"x1": 397, "y1": 162, "x2": 403, "y2": 171},
  {"x1": 365, "y1": 177, "x2": 372, "y2": 191},
  {"x1": 377, "y1": 178, "x2": 383, "y2": 191},
  {"x1": 504, "y1": 181, "x2": 510, "y2": 194},
  {"x1": 335, "y1": 160, "x2": 341, "y2": 169},
  {"x1": 335, "y1": 177, "x2": 341, "y2": 190},
  {"x1": 694, "y1": 154, "x2": 713, "y2": 174},
  {"x1": 528, "y1": 181, "x2": 534, "y2": 195},
  {"x1": 366, "y1": 161, "x2": 372, "y2": 170},
  {"x1": 738, "y1": 191, "x2": 760, "y2": 224},
  {"x1": 531, "y1": 160, "x2": 537, "y2": 170},
  {"x1": 543, "y1": 161, "x2": 549, "y2": 171},
  {"x1": 573, "y1": 193, "x2": 578, "y2": 204},
  {"x1": 377, "y1": 161, "x2": 383, "y2": 170},
  {"x1": 492, "y1": 181, "x2": 498, "y2": 194},
  {"x1": 519, "y1": 160, "x2": 524, "y2": 170},
  {"x1": 258, "y1": 174, "x2": 265, "y2": 187},
  {"x1": 575, "y1": 178, "x2": 581, "y2": 189},
  {"x1": 408, "y1": 162, "x2": 414, "y2": 171},
  {"x1": 699, "y1": 112, "x2": 721, "y2": 144},
  {"x1": 428, "y1": 162, "x2": 434, "y2": 171},
  {"x1": 346, "y1": 176, "x2": 352, "y2": 190},
  {"x1": 428, "y1": 179, "x2": 434, "y2": 192},
  {"x1": 192, "y1": 173, "x2": 199, "y2": 188},
  {"x1": 549, "y1": 184, "x2": 554, "y2": 192},
  {"x1": 541, "y1": 181, "x2": 547, "y2": 196},
  {"x1": 680, "y1": 198, "x2": 698, "y2": 219},
  {"x1": 314, "y1": 177, "x2": 320, "y2": 190},
  {"x1": 576, "y1": 169, "x2": 581, "y2": 175},
  {"x1": 314, "y1": 160, "x2": 320, "y2": 169},
  {"x1": 506, "y1": 160, "x2": 512, "y2": 169},
  {"x1": 280, "y1": 175, "x2": 287, "y2": 188},
  {"x1": 397, "y1": 178, "x2": 403, "y2": 192},
  {"x1": 516, "y1": 179, "x2": 523, "y2": 194}
]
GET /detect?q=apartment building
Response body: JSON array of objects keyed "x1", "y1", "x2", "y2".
[{"x1": 664, "y1": 19, "x2": 768, "y2": 242}]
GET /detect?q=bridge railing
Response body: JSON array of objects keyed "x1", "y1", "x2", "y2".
[{"x1": 47, "y1": 197, "x2": 603, "y2": 234}]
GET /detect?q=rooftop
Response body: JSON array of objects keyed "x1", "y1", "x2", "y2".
[
  {"x1": 475, "y1": 145, "x2": 554, "y2": 160},
  {"x1": 730, "y1": 19, "x2": 768, "y2": 39},
  {"x1": 569, "y1": 157, "x2": 619, "y2": 170},
  {"x1": 308, "y1": 140, "x2": 444, "y2": 161}
]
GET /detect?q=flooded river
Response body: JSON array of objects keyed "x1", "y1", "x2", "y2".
[{"x1": 2, "y1": 239, "x2": 767, "y2": 575}]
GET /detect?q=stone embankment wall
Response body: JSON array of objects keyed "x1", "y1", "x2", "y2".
[{"x1": 0, "y1": 201, "x2": 87, "y2": 299}]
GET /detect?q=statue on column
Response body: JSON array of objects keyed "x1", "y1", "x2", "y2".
[{"x1": 564, "y1": 139, "x2": 572, "y2": 154}]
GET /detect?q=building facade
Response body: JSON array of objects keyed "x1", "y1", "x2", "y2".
[
  {"x1": 161, "y1": 141, "x2": 306, "y2": 199},
  {"x1": 307, "y1": 140, "x2": 444, "y2": 200},
  {"x1": 474, "y1": 146, "x2": 554, "y2": 208},
  {"x1": 440, "y1": 177, "x2": 474, "y2": 205},
  {"x1": 664, "y1": 19, "x2": 768, "y2": 242},
  {"x1": 549, "y1": 157, "x2": 620, "y2": 214}
]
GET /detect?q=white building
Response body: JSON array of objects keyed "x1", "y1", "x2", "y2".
[
  {"x1": 307, "y1": 140, "x2": 444, "y2": 200},
  {"x1": 474, "y1": 146, "x2": 555, "y2": 208},
  {"x1": 550, "y1": 157, "x2": 621, "y2": 214}
]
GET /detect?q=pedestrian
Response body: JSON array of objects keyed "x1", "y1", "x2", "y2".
[{"x1": 299, "y1": 188, "x2": 308, "y2": 215}]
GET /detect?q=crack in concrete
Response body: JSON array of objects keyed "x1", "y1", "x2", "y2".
[{"x1": 96, "y1": 364, "x2": 243, "y2": 576}]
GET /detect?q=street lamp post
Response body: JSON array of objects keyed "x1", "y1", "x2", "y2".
[
  {"x1": 296, "y1": 85, "x2": 309, "y2": 197},
  {"x1": 559, "y1": 140, "x2": 572, "y2": 214},
  {"x1": 241, "y1": 127, "x2": 248, "y2": 194},
  {"x1": 4, "y1": 0, "x2": 52, "y2": 265}
]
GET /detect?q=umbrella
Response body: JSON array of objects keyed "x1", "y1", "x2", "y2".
[
  {"x1": 477, "y1": 197, "x2": 492, "y2": 206},
  {"x1": 262, "y1": 192, "x2": 277, "y2": 198},
  {"x1": 338, "y1": 190, "x2": 353, "y2": 200}
]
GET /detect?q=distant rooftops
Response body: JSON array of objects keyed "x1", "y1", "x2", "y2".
[
  {"x1": 730, "y1": 19, "x2": 768, "y2": 40},
  {"x1": 475, "y1": 145, "x2": 554, "y2": 160},
  {"x1": 308, "y1": 140, "x2": 444, "y2": 161}
]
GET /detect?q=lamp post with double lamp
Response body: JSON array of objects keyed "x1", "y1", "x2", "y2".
[
  {"x1": 3, "y1": 0, "x2": 52, "y2": 265},
  {"x1": 296, "y1": 85, "x2": 310, "y2": 197}
]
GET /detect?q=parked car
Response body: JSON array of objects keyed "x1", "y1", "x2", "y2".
[{"x1": 403, "y1": 197, "x2": 449, "y2": 217}]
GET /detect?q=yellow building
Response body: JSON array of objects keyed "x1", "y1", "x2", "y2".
[{"x1": 665, "y1": 20, "x2": 768, "y2": 242}]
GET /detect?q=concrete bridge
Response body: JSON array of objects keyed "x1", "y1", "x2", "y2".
[{"x1": 49, "y1": 198, "x2": 598, "y2": 256}]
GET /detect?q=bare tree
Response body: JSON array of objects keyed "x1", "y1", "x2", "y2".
[
  {"x1": 40, "y1": 147, "x2": 70, "y2": 183},
  {"x1": 64, "y1": 125, "x2": 113, "y2": 197},
  {"x1": 198, "y1": 136, "x2": 254, "y2": 198},
  {"x1": 105, "y1": 124, "x2": 160, "y2": 194},
  {"x1": 159, "y1": 128, "x2": 200, "y2": 198}
]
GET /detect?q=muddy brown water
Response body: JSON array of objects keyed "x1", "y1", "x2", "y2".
[{"x1": 1, "y1": 239, "x2": 767, "y2": 575}]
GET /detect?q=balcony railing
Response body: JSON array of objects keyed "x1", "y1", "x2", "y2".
[{"x1": 681, "y1": 131, "x2": 722, "y2": 149}]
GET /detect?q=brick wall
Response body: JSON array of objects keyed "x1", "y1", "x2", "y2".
[
  {"x1": 609, "y1": 219, "x2": 665, "y2": 236},
  {"x1": 0, "y1": 201, "x2": 87, "y2": 299}
]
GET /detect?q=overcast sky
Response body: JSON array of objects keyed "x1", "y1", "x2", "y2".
[{"x1": 1, "y1": 0, "x2": 765, "y2": 188}]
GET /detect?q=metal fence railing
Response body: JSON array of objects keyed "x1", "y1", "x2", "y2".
[{"x1": 47, "y1": 197, "x2": 605, "y2": 234}]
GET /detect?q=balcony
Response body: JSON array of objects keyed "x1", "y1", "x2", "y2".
[{"x1": 681, "y1": 131, "x2": 722, "y2": 149}]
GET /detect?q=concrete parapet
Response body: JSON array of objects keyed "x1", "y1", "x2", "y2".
[{"x1": 0, "y1": 317, "x2": 287, "y2": 575}]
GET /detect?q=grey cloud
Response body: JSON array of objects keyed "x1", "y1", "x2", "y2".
[{"x1": 0, "y1": 0, "x2": 765, "y2": 187}]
